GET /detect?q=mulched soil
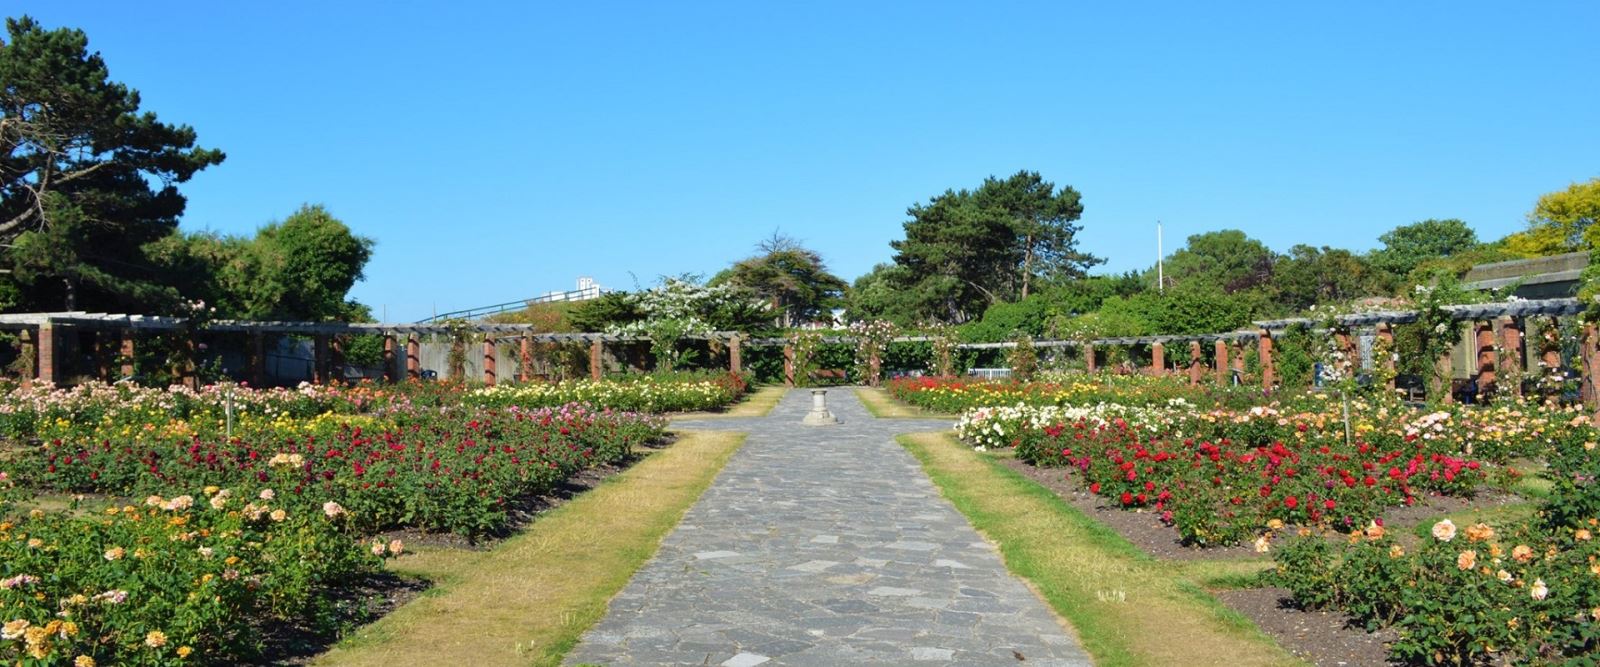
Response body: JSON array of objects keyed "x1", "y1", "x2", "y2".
[
  {"x1": 1217, "y1": 587, "x2": 1401, "y2": 667},
  {"x1": 995, "y1": 455, "x2": 1527, "y2": 667}
]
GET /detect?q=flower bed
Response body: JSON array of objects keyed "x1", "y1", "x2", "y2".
[
  {"x1": 466, "y1": 372, "x2": 749, "y2": 413},
  {"x1": 0, "y1": 483, "x2": 387, "y2": 665},
  {"x1": 1273, "y1": 434, "x2": 1600, "y2": 664},
  {"x1": 888, "y1": 374, "x2": 1261, "y2": 414},
  {"x1": 0, "y1": 379, "x2": 675, "y2": 665},
  {"x1": 9, "y1": 402, "x2": 664, "y2": 538},
  {"x1": 949, "y1": 384, "x2": 1597, "y2": 545}
]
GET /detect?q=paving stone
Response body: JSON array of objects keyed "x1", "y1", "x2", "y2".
[{"x1": 562, "y1": 389, "x2": 1091, "y2": 666}]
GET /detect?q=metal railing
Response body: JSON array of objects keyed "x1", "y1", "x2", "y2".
[{"x1": 417, "y1": 287, "x2": 614, "y2": 323}]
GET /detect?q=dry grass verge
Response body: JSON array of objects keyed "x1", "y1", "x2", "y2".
[
  {"x1": 899, "y1": 432, "x2": 1304, "y2": 667},
  {"x1": 316, "y1": 430, "x2": 747, "y2": 667},
  {"x1": 854, "y1": 386, "x2": 955, "y2": 419}
]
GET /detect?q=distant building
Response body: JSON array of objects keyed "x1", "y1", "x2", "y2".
[
  {"x1": 1462, "y1": 251, "x2": 1587, "y2": 299},
  {"x1": 541, "y1": 277, "x2": 606, "y2": 302}
]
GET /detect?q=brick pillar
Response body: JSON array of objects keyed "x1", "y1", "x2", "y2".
[
  {"x1": 92, "y1": 331, "x2": 111, "y2": 382},
  {"x1": 729, "y1": 335, "x2": 742, "y2": 375},
  {"x1": 17, "y1": 328, "x2": 35, "y2": 388},
  {"x1": 382, "y1": 334, "x2": 397, "y2": 383},
  {"x1": 330, "y1": 336, "x2": 346, "y2": 383},
  {"x1": 589, "y1": 339, "x2": 603, "y2": 381},
  {"x1": 1586, "y1": 325, "x2": 1600, "y2": 419},
  {"x1": 1333, "y1": 331, "x2": 1356, "y2": 382},
  {"x1": 869, "y1": 349, "x2": 882, "y2": 387},
  {"x1": 482, "y1": 335, "x2": 497, "y2": 386},
  {"x1": 251, "y1": 331, "x2": 267, "y2": 387},
  {"x1": 1188, "y1": 341, "x2": 1203, "y2": 385},
  {"x1": 313, "y1": 334, "x2": 330, "y2": 384},
  {"x1": 1436, "y1": 344, "x2": 1455, "y2": 405},
  {"x1": 1150, "y1": 342, "x2": 1165, "y2": 376},
  {"x1": 36, "y1": 322, "x2": 57, "y2": 388},
  {"x1": 518, "y1": 335, "x2": 531, "y2": 382},
  {"x1": 406, "y1": 335, "x2": 420, "y2": 380},
  {"x1": 783, "y1": 343, "x2": 796, "y2": 387},
  {"x1": 1476, "y1": 323, "x2": 1497, "y2": 372},
  {"x1": 1258, "y1": 330, "x2": 1275, "y2": 389},
  {"x1": 1232, "y1": 340, "x2": 1246, "y2": 377},
  {"x1": 1376, "y1": 323, "x2": 1396, "y2": 392},
  {"x1": 1084, "y1": 343, "x2": 1096, "y2": 373},
  {"x1": 180, "y1": 335, "x2": 198, "y2": 390},
  {"x1": 1214, "y1": 339, "x2": 1229, "y2": 385},
  {"x1": 120, "y1": 331, "x2": 135, "y2": 380},
  {"x1": 1499, "y1": 317, "x2": 1522, "y2": 398}
]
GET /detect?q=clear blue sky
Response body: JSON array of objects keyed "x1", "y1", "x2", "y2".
[{"x1": 22, "y1": 2, "x2": 1600, "y2": 321}]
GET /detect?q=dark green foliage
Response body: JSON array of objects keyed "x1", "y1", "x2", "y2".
[
  {"x1": 0, "y1": 15, "x2": 225, "y2": 312},
  {"x1": 1156, "y1": 229, "x2": 1275, "y2": 293},
  {"x1": 1367, "y1": 218, "x2": 1480, "y2": 278},
  {"x1": 710, "y1": 234, "x2": 848, "y2": 328},
  {"x1": 879, "y1": 170, "x2": 1099, "y2": 323},
  {"x1": 960, "y1": 298, "x2": 1050, "y2": 343}
]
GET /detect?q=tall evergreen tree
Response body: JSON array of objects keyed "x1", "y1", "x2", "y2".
[{"x1": 0, "y1": 16, "x2": 225, "y2": 311}]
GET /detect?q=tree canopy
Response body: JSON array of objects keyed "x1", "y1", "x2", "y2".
[
  {"x1": 1368, "y1": 219, "x2": 1480, "y2": 277},
  {"x1": 709, "y1": 234, "x2": 848, "y2": 328},
  {"x1": 0, "y1": 16, "x2": 225, "y2": 311},
  {"x1": 1503, "y1": 178, "x2": 1600, "y2": 256},
  {"x1": 878, "y1": 170, "x2": 1097, "y2": 323}
]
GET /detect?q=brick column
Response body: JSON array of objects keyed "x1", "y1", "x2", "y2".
[
  {"x1": 313, "y1": 334, "x2": 330, "y2": 384},
  {"x1": 1188, "y1": 341, "x2": 1203, "y2": 385},
  {"x1": 17, "y1": 328, "x2": 35, "y2": 388},
  {"x1": 589, "y1": 339, "x2": 603, "y2": 381},
  {"x1": 482, "y1": 335, "x2": 497, "y2": 385},
  {"x1": 406, "y1": 335, "x2": 421, "y2": 380},
  {"x1": 1376, "y1": 323, "x2": 1396, "y2": 392},
  {"x1": 1084, "y1": 343, "x2": 1096, "y2": 373},
  {"x1": 1214, "y1": 339, "x2": 1229, "y2": 385},
  {"x1": 93, "y1": 331, "x2": 112, "y2": 382},
  {"x1": 36, "y1": 322, "x2": 57, "y2": 388},
  {"x1": 1150, "y1": 342, "x2": 1165, "y2": 376},
  {"x1": 180, "y1": 336, "x2": 198, "y2": 389},
  {"x1": 1258, "y1": 330, "x2": 1275, "y2": 389},
  {"x1": 382, "y1": 334, "x2": 397, "y2": 383},
  {"x1": 729, "y1": 335, "x2": 742, "y2": 375},
  {"x1": 783, "y1": 343, "x2": 796, "y2": 387},
  {"x1": 1232, "y1": 340, "x2": 1246, "y2": 377},
  {"x1": 120, "y1": 331, "x2": 135, "y2": 380},
  {"x1": 1498, "y1": 317, "x2": 1522, "y2": 398},
  {"x1": 1476, "y1": 323, "x2": 1497, "y2": 372},
  {"x1": 1333, "y1": 330, "x2": 1356, "y2": 381},
  {"x1": 1586, "y1": 325, "x2": 1600, "y2": 419},
  {"x1": 251, "y1": 331, "x2": 267, "y2": 387},
  {"x1": 518, "y1": 335, "x2": 532, "y2": 382},
  {"x1": 1436, "y1": 343, "x2": 1455, "y2": 405},
  {"x1": 330, "y1": 336, "x2": 346, "y2": 381}
]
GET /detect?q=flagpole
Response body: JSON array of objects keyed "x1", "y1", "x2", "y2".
[{"x1": 1157, "y1": 221, "x2": 1164, "y2": 294}]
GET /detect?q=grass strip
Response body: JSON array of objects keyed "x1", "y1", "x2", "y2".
[
  {"x1": 676, "y1": 385, "x2": 787, "y2": 419},
  {"x1": 899, "y1": 432, "x2": 1304, "y2": 667},
  {"x1": 854, "y1": 387, "x2": 955, "y2": 419},
  {"x1": 317, "y1": 430, "x2": 747, "y2": 667}
]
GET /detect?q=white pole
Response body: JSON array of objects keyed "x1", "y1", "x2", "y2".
[{"x1": 1157, "y1": 221, "x2": 1164, "y2": 294}]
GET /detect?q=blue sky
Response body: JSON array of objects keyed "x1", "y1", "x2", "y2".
[{"x1": 21, "y1": 2, "x2": 1600, "y2": 321}]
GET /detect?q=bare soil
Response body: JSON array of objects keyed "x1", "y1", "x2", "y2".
[{"x1": 1217, "y1": 587, "x2": 1401, "y2": 667}]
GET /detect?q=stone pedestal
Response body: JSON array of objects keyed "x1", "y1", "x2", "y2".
[{"x1": 801, "y1": 389, "x2": 839, "y2": 426}]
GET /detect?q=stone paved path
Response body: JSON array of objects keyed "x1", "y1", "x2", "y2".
[{"x1": 564, "y1": 389, "x2": 1092, "y2": 666}]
